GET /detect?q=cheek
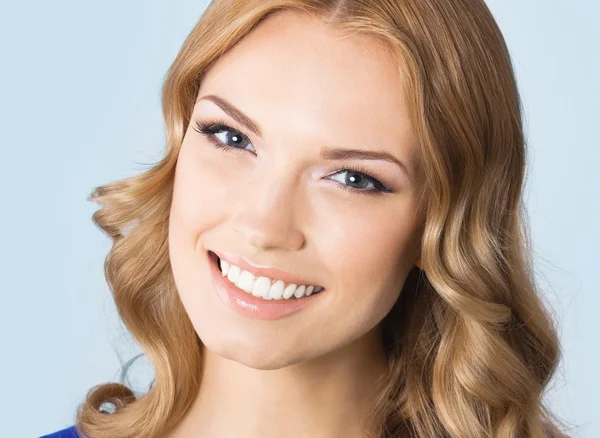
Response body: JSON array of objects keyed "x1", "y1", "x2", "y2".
[
  {"x1": 314, "y1": 205, "x2": 417, "y2": 334},
  {"x1": 168, "y1": 144, "x2": 223, "y2": 320},
  {"x1": 314, "y1": 195, "x2": 418, "y2": 291},
  {"x1": 171, "y1": 138, "x2": 227, "y2": 224}
]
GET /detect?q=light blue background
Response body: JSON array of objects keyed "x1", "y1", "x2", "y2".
[{"x1": 1, "y1": 1, "x2": 597, "y2": 437}]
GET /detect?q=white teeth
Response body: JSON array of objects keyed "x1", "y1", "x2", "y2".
[
  {"x1": 293, "y1": 285, "x2": 306, "y2": 298},
  {"x1": 226, "y1": 264, "x2": 241, "y2": 284},
  {"x1": 282, "y1": 284, "x2": 297, "y2": 299},
  {"x1": 217, "y1": 256, "x2": 323, "y2": 300},
  {"x1": 268, "y1": 280, "x2": 285, "y2": 300},
  {"x1": 236, "y1": 270, "x2": 255, "y2": 293},
  {"x1": 251, "y1": 276, "x2": 271, "y2": 298}
]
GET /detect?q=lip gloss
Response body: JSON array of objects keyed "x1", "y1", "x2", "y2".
[{"x1": 207, "y1": 251, "x2": 325, "y2": 320}]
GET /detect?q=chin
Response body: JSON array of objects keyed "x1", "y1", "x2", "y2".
[{"x1": 199, "y1": 328, "x2": 317, "y2": 370}]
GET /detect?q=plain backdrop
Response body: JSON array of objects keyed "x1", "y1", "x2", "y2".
[{"x1": 1, "y1": 1, "x2": 597, "y2": 437}]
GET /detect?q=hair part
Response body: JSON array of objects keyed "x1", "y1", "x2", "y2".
[{"x1": 76, "y1": 1, "x2": 569, "y2": 437}]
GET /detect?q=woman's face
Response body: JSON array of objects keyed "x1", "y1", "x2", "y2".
[{"x1": 168, "y1": 11, "x2": 422, "y2": 369}]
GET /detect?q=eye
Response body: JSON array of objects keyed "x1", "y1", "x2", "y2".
[
  {"x1": 193, "y1": 119, "x2": 394, "y2": 197},
  {"x1": 325, "y1": 166, "x2": 392, "y2": 197},
  {"x1": 193, "y1": 120, "x2": 255, "y2": 154}
]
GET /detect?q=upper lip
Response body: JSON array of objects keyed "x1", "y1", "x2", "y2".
[{"x1": 211, "y1": 250, "x2": 322, "y2": 288}]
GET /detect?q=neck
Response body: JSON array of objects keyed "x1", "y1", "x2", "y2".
[{"x1": 164, "y1": 324, "x2": 389, "y2": 438}]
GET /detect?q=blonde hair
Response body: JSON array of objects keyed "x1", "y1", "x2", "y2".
[{"x1": 75, "y1": 1, "x2": 568, "y2": 437}]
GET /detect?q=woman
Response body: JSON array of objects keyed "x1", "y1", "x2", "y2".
[{"x1": 42, "y1": 0, "x2": 568, "y2": 437}]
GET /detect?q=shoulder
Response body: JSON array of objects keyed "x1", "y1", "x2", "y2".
[{"x1": 39, "y1": 425, "x2": 80, "y2": 438}]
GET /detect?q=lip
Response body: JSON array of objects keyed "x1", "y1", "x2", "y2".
[
  {"x1": 207, "y1": 251, "x2": 324, "y2": 320},
  {"x1": 213, "y1": 250, "x2": 322, "y2": 288}
]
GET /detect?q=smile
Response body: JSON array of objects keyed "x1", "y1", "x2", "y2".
[
  {"x1": 215, "y1": 255, "x2": 324, "y2": 300},
  {"x1": 208, "y1": 251, "x2": 326, "y2": 320}
]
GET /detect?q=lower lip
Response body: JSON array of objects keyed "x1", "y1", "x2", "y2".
[{"x1": 207, "y1": 251, "x2": 325, "y2": 320}]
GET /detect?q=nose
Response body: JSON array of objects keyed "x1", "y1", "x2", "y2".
[{"x1": 231, "y1": 169, "x2": 306, "y2": 252}]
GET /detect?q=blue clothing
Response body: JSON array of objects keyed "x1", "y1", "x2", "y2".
[{"x1": 39, "y1": 425, "x2": 80, "y2": 438}]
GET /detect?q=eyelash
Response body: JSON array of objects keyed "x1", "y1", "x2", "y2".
[{"x1": 192, "y1": 119, "x2": 393, "y2": 197}]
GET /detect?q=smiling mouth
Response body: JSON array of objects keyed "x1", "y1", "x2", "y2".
[{"x1": 210, "y1": 251, "x2": 325, "y2": 298}]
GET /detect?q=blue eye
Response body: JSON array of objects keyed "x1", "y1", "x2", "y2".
[
  {"x1": 194, "y1": 120, "x2": 254, "y2": 153},
  {"x1": 193, "y1": 119, "x2": 393, "y2": 197},
  {"x1": 327, "y1": 167, "x2": 390, "y2": 196}
]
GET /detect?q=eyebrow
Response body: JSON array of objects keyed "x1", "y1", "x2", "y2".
[
  {"x1": 197, "y1": 94, "x2": 412, "y2": 181},
  {"x1": 198, "y1": 95, "x2": 263, "y2": 137}
]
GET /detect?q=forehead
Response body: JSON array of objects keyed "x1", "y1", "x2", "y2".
[{"x1": 198, "y1": 10, "x2": 416, "y2": 167}]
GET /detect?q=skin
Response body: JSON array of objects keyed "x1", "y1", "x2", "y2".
[{"x1": 166, "y1": 10, "x2": 423, "y2": 438}]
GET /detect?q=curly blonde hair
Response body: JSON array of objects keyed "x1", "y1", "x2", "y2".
[{"x1": 74, "y1": 0, "x2": 568, "y2": 437}]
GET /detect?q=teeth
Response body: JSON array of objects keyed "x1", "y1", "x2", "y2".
[
  {"x1": 217, "y1": 256, "x2": 323, "y2": 300},
  {"x1": 226, "y1": 264, "x2": 241, "y2": 284},
  {"x1": 268, "y1": 280, "x2": 285, "y2": 300},
  {"x1": 236, "y1": 270, "x2": 255, "y2": 293},
  {"x1": 282, "y1": 283, "x2": 297, "y2": 299},
  {"x1": 220, "y1": 259, "x2": 230, "y2": 276},
  {"x1": 251, "y1": 276, "x2": 271, "y2": 298},
  {"x1": 293, "y1": 285, "x2": 306, "y2": 298}
]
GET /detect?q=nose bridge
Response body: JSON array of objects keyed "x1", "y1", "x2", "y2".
[{"x1": 232, "y1": 159, "x2": 305, "y2": 251}]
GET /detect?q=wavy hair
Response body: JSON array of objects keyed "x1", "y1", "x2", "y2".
[{"x1": 74, "y1": 0, "x2": 568, "y2": 437}]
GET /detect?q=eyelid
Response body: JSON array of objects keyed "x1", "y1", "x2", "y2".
[{"x1": 197, "y1": 118, "x2": 251, "y2": 141}]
